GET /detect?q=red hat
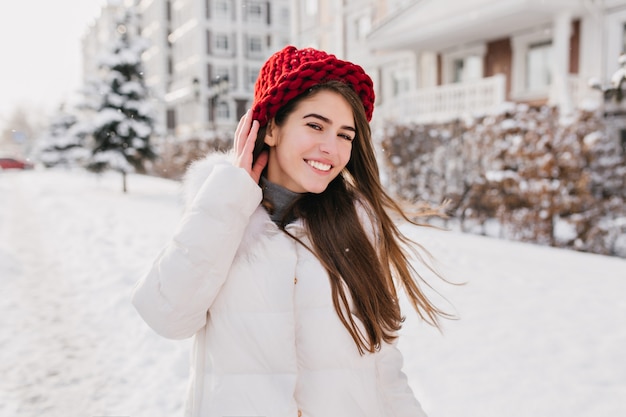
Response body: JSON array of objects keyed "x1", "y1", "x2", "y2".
[{"x1": 251, "y1": 45, "x2": 375, "y2": 127}]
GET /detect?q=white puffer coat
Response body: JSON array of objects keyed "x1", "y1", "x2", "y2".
[{"x1": 132, "y1": 152, "x2": 427, "y2": 417}]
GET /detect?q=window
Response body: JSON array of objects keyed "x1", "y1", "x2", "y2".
[
  {"x1": 215, "y1": 0, "x2": 230, "y2": 17},
  {"x1": 246, "y1": 1, "x2": 264, "y2": 22},
  {"x1": 216, "y1": 69, "x2": 230, "y2": 81},
  {"x1": 511, "y1": 29, "x2": 554, "y2": 98},
  {"x1": 392, "y1": 71, "x2": 410, "y2": 97},
  {"x1": 526, "y1": 41, "x2": 552, "y2": 91},
  {"x1": 248, "y1": 36, "x2": 263, "y2": 56},
  {"x1": 443, "y1": 46, "x2": 485, "y2": 84},
  {"x1": 215, "y1": 34, "x2": 229, "y2": 52},
  {"x1": 217, "y1": 101, "x2": 230, "y2": 119},
  {"x1": 452, "y1": 55, "x2": 482, "y2": 83},
  {"x1": 452, "y1": 59, "x2": 464, "y2": 83},
  {"x1": 246, "y1": 67, "x2": 259, "y2": 91}
]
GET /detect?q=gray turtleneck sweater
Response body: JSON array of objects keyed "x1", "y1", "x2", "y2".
[{"x1": 259, "y1": 176, "x2": 302, "y2": 225}]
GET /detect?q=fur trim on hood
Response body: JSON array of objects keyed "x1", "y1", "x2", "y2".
[
  {"x1": 180, "y1": 150, "x2": 289, "y2": 257},
  {"x1": 182, "y1": 151, "x2": 236, "y2": 211}
]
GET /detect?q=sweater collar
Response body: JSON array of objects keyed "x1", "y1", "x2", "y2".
[{"x1": 260, "y1": 176, "x2": 302, "y2": 225}]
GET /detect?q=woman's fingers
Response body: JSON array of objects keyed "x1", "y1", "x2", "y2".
[
  {"x1": 233, "y1": 109, "x2": 263, "y2": 180},
  {"x1": 233, "y1": 110, "x2": 251, "y2": 155},
  {"x1": 243, "y1": 120, "x2": 260, "y2": 156}
]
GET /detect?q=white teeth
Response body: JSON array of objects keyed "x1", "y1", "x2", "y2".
[{"x1": 307, "y1": 160, "x2": 332, "y2": 171}]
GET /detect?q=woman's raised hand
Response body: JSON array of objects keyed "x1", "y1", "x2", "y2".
[{"x1": 233, "y1": 110, "x2": 268, "y2": 183}]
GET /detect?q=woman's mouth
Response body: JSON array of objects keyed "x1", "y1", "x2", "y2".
[{"x1": 306, "y1": 159, "x2": 332, "y2": 172}]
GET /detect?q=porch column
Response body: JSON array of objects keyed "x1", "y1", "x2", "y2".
[
  {"x1": 419, "y1": 51, "x2": 438, "y2": 89},
  {"x1": 580, "y1": 1, "x2": 603, "y2": 108},
  {"x1": 550, "y1": 11, "x2": 573, "y2": 120}
]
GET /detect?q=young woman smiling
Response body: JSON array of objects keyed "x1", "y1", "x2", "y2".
[{"x1": 132, "y1": 46, "x2": 449, "y2": 417}]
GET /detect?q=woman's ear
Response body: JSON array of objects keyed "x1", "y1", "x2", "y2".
[{"x1": 264, "y1": 119, "x2": 278, "y2": 146}]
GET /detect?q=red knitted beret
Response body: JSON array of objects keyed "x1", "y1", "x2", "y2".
[{"x1": 251, "y1": 45, "x2": 375, "y2": 127}]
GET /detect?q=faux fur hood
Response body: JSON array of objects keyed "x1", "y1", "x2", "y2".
[
  {"x1": 182, "y1": 151, "x2": 236, "y2": 211},
  {"x1": 179, "y1": 150, "x2": 291, "y2": 253}
]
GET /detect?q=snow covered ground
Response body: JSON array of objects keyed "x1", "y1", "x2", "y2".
[{"x1": 1, "y1": 168, "x2": 625, "y2": 417}]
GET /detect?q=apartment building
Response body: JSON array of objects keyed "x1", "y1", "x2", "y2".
[
  {"x1": 136, "y1": 0, "x2": 173, "y2": 137},
  {"x1": 84, "y1": 0, "x2": 290, "y2": 139},
  {"x1": 82, "y1": 1, "x2": 130, "y2": 89},
  {"x1": 141, "y1": 0, "x2": 291, "y2": 138}
]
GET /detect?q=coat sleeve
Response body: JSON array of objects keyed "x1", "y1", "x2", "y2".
[
  {"x1": 131, "y1": 162, "x2": 262, "y2": 339},
  {"x1": 376, "y1": 338, "x2": 428, "y2": 417}
]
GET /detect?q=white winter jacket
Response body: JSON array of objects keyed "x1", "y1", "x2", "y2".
[{"x1": 132, "y1": 152, "x2": 427, "y2": 417}]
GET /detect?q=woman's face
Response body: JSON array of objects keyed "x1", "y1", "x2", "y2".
[{"x1": 264, "y1": 90, "x2": 355, "y2": 194}]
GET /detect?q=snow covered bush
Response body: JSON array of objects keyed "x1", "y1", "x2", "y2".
[{"x1": 380, "y1": 105, "x2": 626, "y2": 258}]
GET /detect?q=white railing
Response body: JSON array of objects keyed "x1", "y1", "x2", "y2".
[
  {"x1": 375, "y1": 74, "x2": 603, "y2": 126},
  {"x1": 568, "y1": 74, "x2": 602, "y2": 110},
  {"x1": 377, "y1": 74, "x2": 507, "y2": 124}
]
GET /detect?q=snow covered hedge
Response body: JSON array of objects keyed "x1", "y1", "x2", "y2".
[{"x1": 380, "y1": 105, "x2": 626, "y2": 258}]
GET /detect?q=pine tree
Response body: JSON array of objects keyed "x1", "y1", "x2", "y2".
[
  {"x1": 88, "y1": 8, "x2": 156, "y2": 192},
  {"x1": 35, "y1": 106, "x2": 90, "y2": 168}
]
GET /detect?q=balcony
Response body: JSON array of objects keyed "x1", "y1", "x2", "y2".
[
  {"x1": 375, "y1": 74, "x2": 601, "y2": 125},
  {"x1": 377, "y1": 74, "x2": 506, "y2": 124}
]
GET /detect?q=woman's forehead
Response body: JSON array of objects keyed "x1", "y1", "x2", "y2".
[{"x1": 292, "y1": 90, "x2": 354, "y2": 121}]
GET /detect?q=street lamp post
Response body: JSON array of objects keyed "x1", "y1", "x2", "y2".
[
  {"x1": 209, "y1": 75, "x2": 229, "y2": 133},
  {"x1": 191, "y1": 77, "x2": 201, "y2": 134}
]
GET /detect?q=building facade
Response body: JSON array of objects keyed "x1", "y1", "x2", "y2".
[
  {"x1": 82, "y1": 1, "x2": 129, "y2": 86},
  {"x1": 84, "y1": 0, "x2": 291, "y2": 139},
  {"x1": 365, "y1": 0, "x2": 620, "y2": 124},
  {"x1": 143, "y1": 0, "x2": 291, "y2": 138},
  {"x1": 289, "y1": 0, "x2": 420, "y2": 126},
  {"x1": 85, "y1": 0, "x2": 626, "y2": 133}
]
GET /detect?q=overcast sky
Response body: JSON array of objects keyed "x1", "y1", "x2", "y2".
[{"x1": 0, "y1": 0, "x2": 106, "y2": 121}]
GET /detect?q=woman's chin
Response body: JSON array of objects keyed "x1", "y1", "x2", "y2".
[{"x1": 303, "y1": 182, "x2": 332, "y2": 194}]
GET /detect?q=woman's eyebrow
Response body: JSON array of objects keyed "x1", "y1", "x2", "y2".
[{"x1": 303, "y1": 113, "x2": 356, "y2": 132}]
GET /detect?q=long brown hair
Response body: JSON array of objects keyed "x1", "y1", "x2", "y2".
[{"x1": 255, "y1": 81, "x2": 451, "y2": 354}]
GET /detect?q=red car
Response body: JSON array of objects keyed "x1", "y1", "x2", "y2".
[{"x1": 0, "y1": 158, "x2": 34, "y2": 170}]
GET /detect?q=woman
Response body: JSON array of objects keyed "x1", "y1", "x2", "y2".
[{"x1": 132, "y1": 46, "x2": 448, "y2": 417}]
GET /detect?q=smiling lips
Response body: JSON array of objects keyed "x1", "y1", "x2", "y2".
[{"x1": 306, "y1": 159, "x2": 332, "y2": 172}]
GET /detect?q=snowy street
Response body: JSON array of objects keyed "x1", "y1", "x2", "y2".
[{"x1": 1, "y1": 168, "x2": 625, "y2": 417}]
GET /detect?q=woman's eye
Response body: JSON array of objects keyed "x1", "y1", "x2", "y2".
[
  {"x1": 339, "y1": 133, "x2": 354, "y2": 142},
  {"x1": 307, "y1": 123, "x2": 322, "y2": 130}
]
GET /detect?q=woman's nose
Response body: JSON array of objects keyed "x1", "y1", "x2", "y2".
[{"x1": 318, "y1": 132, "x2": 337, "y2": 154}]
